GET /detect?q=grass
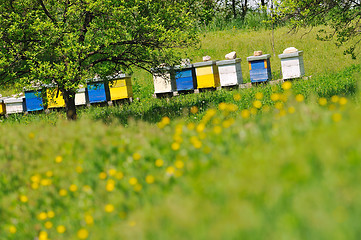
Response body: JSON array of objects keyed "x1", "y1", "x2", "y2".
[{"x1": 1, "y1": 80, "x2": 361, "y2": 239}]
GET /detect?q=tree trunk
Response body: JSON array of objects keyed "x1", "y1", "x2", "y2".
[
  {"x1": 240, "y1": 0, "x2": 248, "y2": 21},
  {"x1": 232, "y1": 0, "x2": 237, "y2": 19},
  {"x1": 63, "y1": 89, "x2": 77, "y2": 120}
]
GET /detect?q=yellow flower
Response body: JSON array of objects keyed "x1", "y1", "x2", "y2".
[
  {"x1": 295, "y1": 94, "x2": 304, "y2": 102},
  {"x1": 132, "y1": 152, "x2": 141, "y2": 161},
  {"x1": 190, "y1": 106, "x2": 198, "y2": 114},
  {"x1": 59, "y1": 189, "x2": 67, "y2": 196},
  {"x1": 31, "y1": 174, "x2": 41, "y2": 183},
  {"x1": 282, "y1": 81, "x2": 292, "y2": 90},
  {"x1": 213, "y1": 126, "x2": 222, "y2": 134},
  {"x1": 339, "y1": 97, "x2": 347, "y2": 105},
  {"x1": 19, "y1": 195, "x2": 28, "y2": 203},
  {"x1": 187, "y1": 122, "x2": 195, "y2": 130},
  {"x1": 69, "y1": 184, "x2": 78, "y2": 192},
  {"x1": 9, "y1": 225, "x2": 16, "y2": 234},
  {"x1": 196, "y1": 123, "x2": 205, "y2": 133},
  {"x1": 171, "y1": 142, "x2": 180, "y2": 151},
  {"x1": 155, "y1": 159, "x2": 164, "y2": 167},
  {"x1": 47, "y1": 211, "x2": 55, "y2": 218},
  {"x1": 45, "y1": 171, "x2": 53, "y2": 177},
  {"x1": 40, "y1": 179, "x2": 52, "y2": 186},
  {"x1": 106, "y1": 180, "x2": 115, "y2": 192},
  {"x1": 38, "y1": 212, "x2": 47, "y2": 220},
  {"x1": 31, "y1": 182, "x2": 39, "y2": 190},
  {"x1": 275, "y1": 102, "x2": 284, "y2": 110},
  {"x1": 99, "y1": 172, "x2": 107, "y2": 180},
  {"x1": 115, "y1": 171, "x2": 124, "y2": 180},
  {"x1": 288, "y1": 106, "x2": 296, "y2": 114},
  {"x1": 44, "y1": 221, "x2": 53, "y2": 229},
  {"x1": 146, "y1": 175, "x2": 155, "y2": 184},
  {"x1": 77, "y1": 228, "x2": 89, "y2": 239},
  {"x1": 218, "y1": 102, "x2": 227, "y2": 110},
  {"x1": 192, "y1": 140, "x2": 202, "y2": 149},
  {"x1": 241, "y1": 109, "x2": 250, "y2": 119},
  {"x1": 55, "y1": 156, "x2": 63, "y2": 163},
  {"x1": 332, "y1": 113, "x2": 342, "y2": 122},
  {"x1": 222, "y1": 118, "x2": 235, "y2": 128},
  {"x1": 233, "y1": 93, "x2": 241, "y2": 101},
  {"x1": 318, "y1": 97, "x2": 327, "y2": 106},
  {"x1": 83, "y1": 185, "x2": 92, "y2": 192},
  {"x1": 38, "y1": 231, "x2": 48, "y2": 240},
  {"x1": 255, "y1": 92, "x2": 263, "y2": 100},
  {"x1": 108, "y1": 168, "x2": 117, "y2": 176},
  {"x1": 331, "y1": 95, "x2": 339, "y2": 103},
  {"x1": 28, "y1": 132, "x2": 35, "y2": 139},
  {"x1": 175, "y1": 160, "x2": 184, "y2": 169},
  {"x1": 129, "y1": 177, "x2": 138, "y2": 185},
  {"x1": 162, "y1": 116, "x2": 170, "y2": 125},
  {"x1": 270, "y1": 93, "x2": 280, "y2": 101},
  {"x1": 56, "y1": 225, "x2": 66, "y2": 234},
  {"x1": 250, "y1": 107, "x2": 258, "y2": 115},
  {"x1": 75, "y1": 166, "x2": 83, "y2": 174},
  {"x1": 226, "y1": 104, "x2": 238, "y2": 112},
  {"x1": 104, "y1": 204, "x2": 115, "y2": 213},
  {"x1": 85, "y1": 214, "x2": 94, "y2": 225},
  {"x1": 166, "y1": 166, "x2": 175, "y2": 176},
  {"x1": 134, "y1": 184, "x2": 142, "y2": 192},
  {"x1": 129, "y1": 221, "x2": 136, "y2": 227}
]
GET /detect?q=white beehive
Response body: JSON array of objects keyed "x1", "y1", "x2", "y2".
[
  {"x1": 4, "y1": 97, "x2": 25, "y2": 114},
  {"x1": 152, "y1": 67, "x2": 176, "y2": 94},
  {"x1": 216, "y1": 58, "x2": 243, "y2": 86},
  {"x1": 278, "y1": 51, "x2": 305, "y2": 80},
  {"x1": 75, "y1": 88, "x2": 87, "y2": 106}
]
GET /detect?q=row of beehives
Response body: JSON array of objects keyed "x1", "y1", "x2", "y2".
[
  {"x1": 0, "y1": 74, "x2": 133, "y2": 115},
  {"x1": 153, "y1": 50, "x2": 305, "y2": 95}
]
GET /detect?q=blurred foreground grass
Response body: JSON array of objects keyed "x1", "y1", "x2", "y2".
[{"x1": 1, "y1": 79, "x2": 361, "y2": 239}]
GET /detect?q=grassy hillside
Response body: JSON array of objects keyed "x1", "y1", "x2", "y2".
[{"x1": 1, "y1": 81, "x2": 361, "y2": 239}]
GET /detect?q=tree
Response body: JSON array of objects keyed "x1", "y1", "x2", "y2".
[
  {"x1": 0, "y1": 0, "x2": 199, "y2": 120},
  {"x1": 276, "y1": 0, "x2": 361, "y2": 58}
]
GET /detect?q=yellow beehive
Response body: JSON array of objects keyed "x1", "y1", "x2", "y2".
[
  {"x1": 46, "y1": 88, "x2": 65, "y2": 108},
  {"x1": 0, "y1": 99, "x2": 6, "y2": 115},
  {"x1": 108, "y1": 74, "x2": 133, "y2": 100},
  {"x1": 193, "y1": 61, "x2": 220, "y2": 88}
]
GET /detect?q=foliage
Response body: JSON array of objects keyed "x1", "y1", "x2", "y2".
[
  {"x1": 275, "y1": 0, "x2": 361, "y2": 58},
  {"x1": 1, "y1": 80, "x2": 360, "y2": 239},
  {"x1": 0, "y1": 0, "x2": 199, "y2": 119}
]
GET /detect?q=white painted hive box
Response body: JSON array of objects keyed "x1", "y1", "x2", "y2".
[
  {"x1": 278, "y1": 51, "x2": 305, "y2": 80},
  {"x1": 216, "y1": 58, "x2": 243, "y2": 86},
  {"x1": 152, "y1": 68, "x2": 176, "y2": 94},
  {"x1": 75, "y1": 88, "x2": 87, "y2": 106},
  {"x1": 4, "y1": 97, "x2": 25, "y2": 114}
]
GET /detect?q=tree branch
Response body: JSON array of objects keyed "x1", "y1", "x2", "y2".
[{"x1": 38, "y1": 0, "x2": 57, "y2": 25}]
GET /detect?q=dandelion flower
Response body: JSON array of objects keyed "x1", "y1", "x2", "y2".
[
  {"x1": 38, "y1": 212, "x2": 47, "y2": 220},
  {"x1": 255, "y1": 92, "x2": 263, "y2": 100},
  {"x1": 104, "y1": 204, "x2": 115, "y2": 213},
  {"x1": 19, "y1": 195, "x2": 28, "y2": 203},
  {"x1": 9, "y1": 225, "x2": 16, "y2": 234},
  {"x1": 288, "y1": 106, "x2": 296, "y2": 114},
  {"x1": 115, "y1": 172, "x2": 124, "y2": 180},
  {"x1": 132, "y1": 153, "x2": 141, "y2": 161},
  {"x1": 44, "y1": 221, "x2": 53, "y2": 229},
  {"x1": 166, "y1": 166, "x2": 175, "y2": 176},
  {"x1": 318, "y1": 98, "x2": 327, "y2": 106},
  {"x1": 75, "y1": 166, "x2": 83, "y2": 174},
  {"x1": 271, "y1": 93, "x2": 280, "y2": 101},
  {"x1": 282, "y1": 81, "x2": 292, "y2": 90},
  {"x1": 99, "y1": 172, "x2": 107, "y2": 180},
  {"x1": 55, "y1": 156, "x2": 63, "y2": 163},
  {"x1": 85, "y1": 214, "x2": 94, "y2": 225},
  {"x1": 155, "y1": 159, "x2": 164, "y2": 167},
  {"x1": 45, "y1": 171, "x2": 53, "y2": 177},
  {"x1": 129, "y1": 177, "x2": 138, "y2": 185},
  {"x1": 171, "y1": 142, "x2": 180, "y2": 151},
  {"x1": 331, "y1": 95, "x2": 339, "y2": 103},
  {"x1": 56, "y1": 225, "x2": 66, "y2": 234},
  {"x1": 146, "y1": 175, "x2": 155, "y2": 184},
  {"x1": 241, "y1": 109, "x2": 250, "y2": 119},
  {"x1": 339, "y1": 97, "x2": 347, "y2": 105},
  {"x1": 190, "y1": 106, "x2": 198, "y2": 114},
  {"x1": 134, "y1": 184, "x2": 142, "y2": 192},
  {"x1": 77, "y1": 228, "x2": 89, "y2": 239},
  {"x1": 332, "y1": 113, "x2": 342, "y2": 122},
  {"x1": 175, "y1": 160, "x2": 184, "y2": 169},
  {"x1": 213, "y1": 126, "x2": 222, "y2": 134},
  {"x1": 38, "y1": 231, "x2": 48, "y2": 240},
  {"x1": 295, "y1": 94, "x2": 304, "y2": 102},
  {"x1": 233, "y1": 93, "x2": 241, "y2": 101},
  {"x1": 47, "y1": 211, "x2": 55, "y2": 218},
  {"x1": 59, "y1": 189, "x2": 67, "y2": 196},
  {"x1": 69, "y1": 184, "x2": 78, "y2": 192},
  {"x1": 108, "y1": 169, "x2": 117, "y2": 176}
]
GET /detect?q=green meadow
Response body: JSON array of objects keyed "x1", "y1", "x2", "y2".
[{"x1": 1, "y1": 26, "x2": 361, "y2": 239}]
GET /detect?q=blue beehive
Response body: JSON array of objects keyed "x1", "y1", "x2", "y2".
[
  {"x1": 86, "y1": 79, "x2": 110, "y2": 104},
  {"x1": 247, "y1": 54, "x2": 272, "y2": 83},
  {"x1": 25, "y1": 89, "x2": 44, "y2": 112},
  {"x1": 174, "y1": 64, "x2": 197, "y2": 91}
]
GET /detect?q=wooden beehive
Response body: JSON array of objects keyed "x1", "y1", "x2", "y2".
[
  {"x1": 0, "y1": 98, "x2": 6, "y2": 115},
  {"x1": 108, "y1": 74, "x2": 133, "y2": 100},
  {"x1": 4, "y1": 97, "x2": 26, "y2": 114},
  {"x1": 75, "y1": 87, "x2": 88, "y2": 106},
  {"x1": 193, "y1": 61, "x2": 220, "y2": 89},
  {"x1": 24, "y1": 89, "x2": 44, "y2": 112},
  {"x1": 174, "y1": 64, "x2": 197, "y2": 91},
  {"x1": 216, "y1": 58, "x2": 243, "y2": 86},
  {"x1": 86, "y1": 79, "x2": 110, "y2": 104},
  {"x1": 247, "y1": 54, "x2": 272, "y2": 83},
  {"x1": 46, "y1": 88, "x2": 65, "y2": 108},
  {"x1": 152, "y1": 67, "x2": 176, "y2": 94},
  {"x1": 278, "y1": 51, "x2": 305, "y2": 80}
]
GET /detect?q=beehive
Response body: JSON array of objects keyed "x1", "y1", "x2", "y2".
[
  {"x1": 108, "y1": 74, "x2": 133, "y2": 100},
  {"x1": 152, "y1": 67, "x2": 176, "y2": 94},
  {"x1": 216, "y1": 58, "x2": 243, "y2": 86},
  {"x1": 0, "y1": 98, "x2": 6, "y2": 115},
  {"x1": 4, "y1": 97, "x2": 26, "y2": 114},
  {"x1": 75, "y1": 88, "x2": 87, "y2": 106},
  {"x1": 46, "y1": 88, "x2": 65, "y2": 108},
  {"x1": 86, "y1": 79, "x2": 110, "y2": 104},
  {"x1": 193, "y1": 61, "x2": 220, "y2": 89},
  {"x1": 25, "y1": 89, "x2": 44, "y2": 112},
  {"x1": 278, "y1": 51, "x2": 305, "y2": 80},
  {"x1": 247, "y1": 54, "x2": 272, "y2": 83},
  {"x1": 174, "y1": 64, "x2": 197, "y2": 91}
]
